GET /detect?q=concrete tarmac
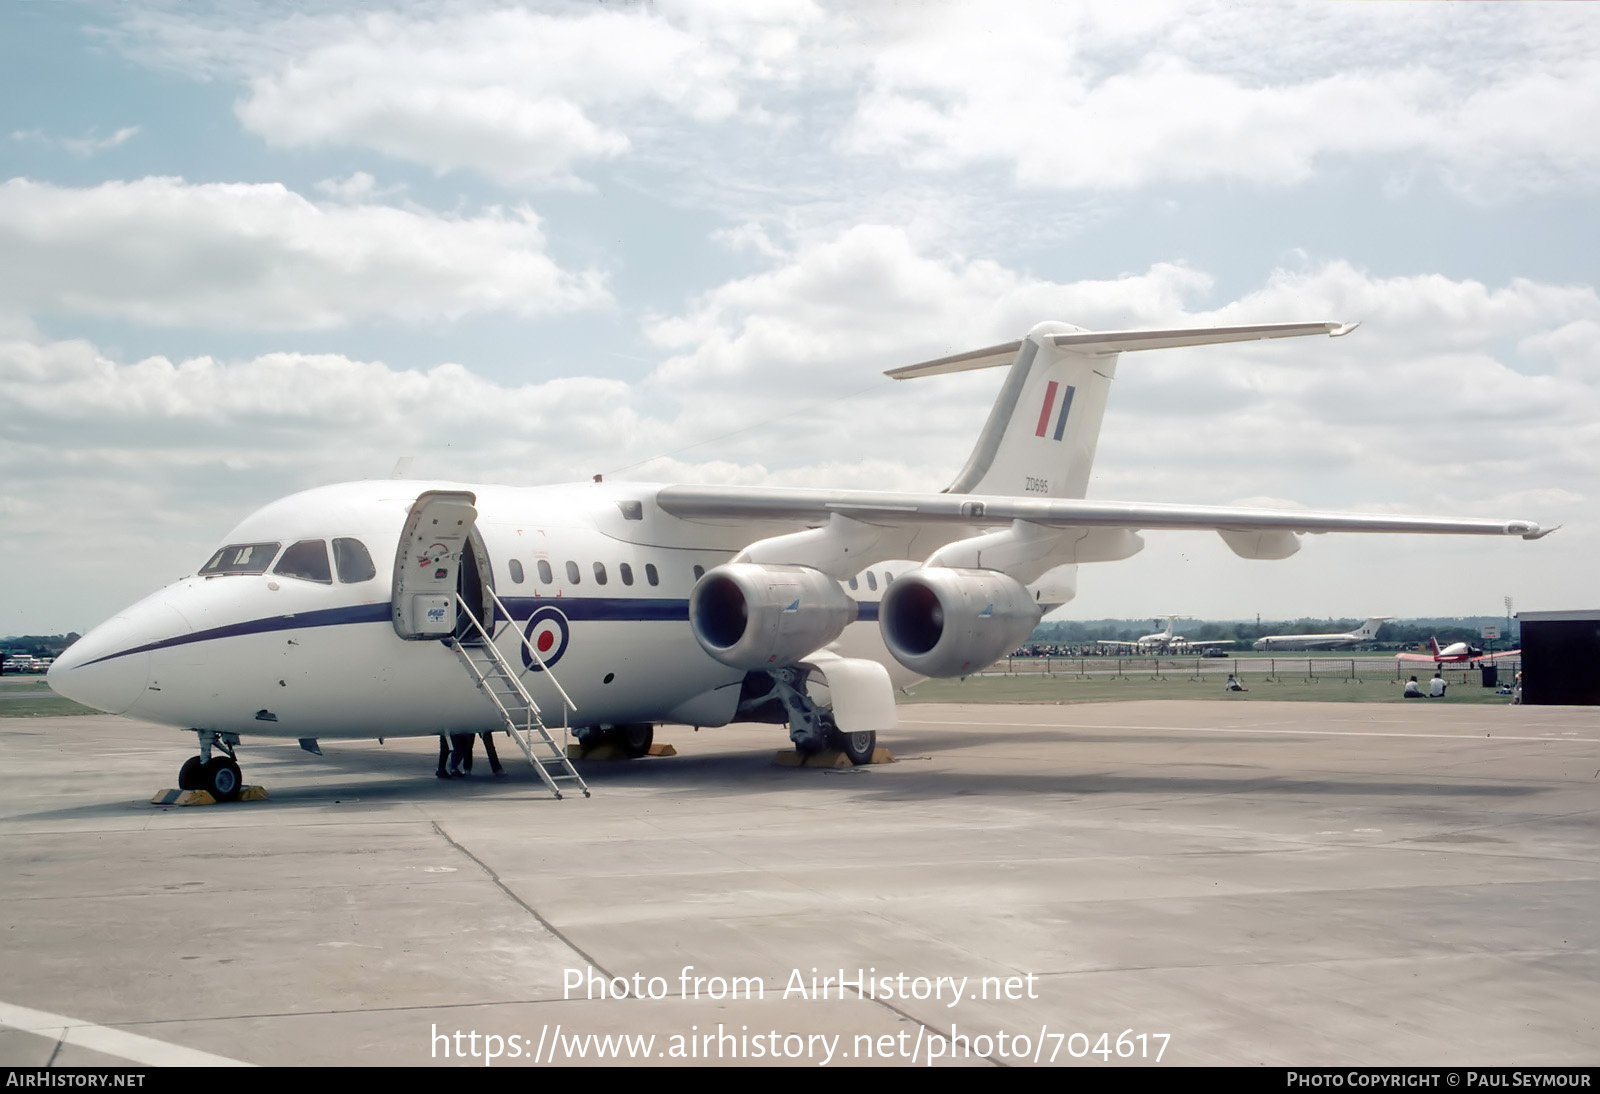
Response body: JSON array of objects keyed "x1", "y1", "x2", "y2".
[{"x1": 0, "y1": 701, "x2": 1595, "y2": 1067}]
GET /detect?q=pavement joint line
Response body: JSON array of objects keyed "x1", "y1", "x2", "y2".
[
  {"x1": 66, "y1": 996, "x2": 650, "y2": 1028},
  {"x1": 904, "y1": 718, "x2": 1597, "y2": 744},
  {"x1": 0, "y1": 1000, "x2": 254, "y2": 1067},
  {"x1": 428, "y1": 818, "x2": 616, "y2": 981},
  {"x1": 100, "y1": 985, "x2": 997, "y2": 1030},
  {"x1": 1363, "y1": 848, "x2": 1600, "y2": 867},
  {"x1": 1394, "y1": 806, "x2": 1600, "y2": 839},
  {"x1": 1026, "y1": 947, "x2": 1600, "y2": 979}
]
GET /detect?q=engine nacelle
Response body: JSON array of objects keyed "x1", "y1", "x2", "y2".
[
  {"x1": 879, "y1": 567, "x2": 1042, "y2": 678},
  {"x1": 689, "y1": 563, "x2": 858, "y2": 670}
]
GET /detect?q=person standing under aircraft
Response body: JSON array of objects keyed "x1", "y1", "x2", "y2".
[
  {"x1": 1403, "y1": 676, "x2": 1423, "y2": 698},
  {"x1": 448, "y1": 732, "x2": 475, "y2": 776},
  {"x1": 1429, "y1": 673, "x2": 1447, "y2": 698},
  {"x1": 445, "y1": 732, "x2": 504, "y2": 776},
  {"x1": 479, "y1": 731, "x2": 505, "y2": 776}
]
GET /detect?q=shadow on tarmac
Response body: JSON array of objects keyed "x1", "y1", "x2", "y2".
[{"x1": 8, "y1": 726, "x2": 1545, "y2": 826}]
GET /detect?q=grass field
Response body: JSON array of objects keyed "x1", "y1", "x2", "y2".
[
  {"x1": 902, "y1": 672, "x2": 1519, "y2": 705},
  {"x1": 0, "y1": 676, "x2": 99, "y2": 717}
]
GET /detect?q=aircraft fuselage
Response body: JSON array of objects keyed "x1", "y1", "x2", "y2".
[{"x1": 48, "y1": 480, "x2": 923, "y2": 742}]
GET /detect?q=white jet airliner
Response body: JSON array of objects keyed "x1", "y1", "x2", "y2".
[
  {"x1": 48, "y1": 321, "x2": 1550, "y2": 801},
  {"x1": 1095, "y1": 616, "x2": 1232, "y2": 654},
  {"x1": 1253, "y1": 618, "x2": 1389, "y2": 651}
]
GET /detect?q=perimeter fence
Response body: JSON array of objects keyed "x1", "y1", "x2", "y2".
[{"x1": 988, "y1": 655, "x2": 1519, "y2": 687}]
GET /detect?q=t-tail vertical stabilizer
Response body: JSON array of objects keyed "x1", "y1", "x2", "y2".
[{"x1": 887, "y1": 321, "x2": 1354, "y2": 501}]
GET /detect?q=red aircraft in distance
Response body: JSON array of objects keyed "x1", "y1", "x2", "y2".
[{"x1": 1396, "y1": 637, "x2": 1520, "y2": 665}]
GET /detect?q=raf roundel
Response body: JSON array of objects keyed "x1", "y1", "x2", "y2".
[{"x1": 521, "y1": 606, "x2": 571, "y2": 672}]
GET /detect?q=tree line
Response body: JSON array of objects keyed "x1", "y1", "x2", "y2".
[
  {"x1": 1029, "y1": 618, "x2": 1513, "y2": 649},
  {"x1": 1, "y1": 634, "x2": 82, "y2": 659}
]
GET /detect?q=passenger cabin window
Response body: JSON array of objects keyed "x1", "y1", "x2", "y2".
[
  {"x1": 693, "y1": 565, "x2": 705, "y2": 580},
  {"x1": 332, "y1": 538, "x2": 376, "y2": 583},
  {"x1": 200, "y1": 542, "x2": 279, "y2": 576},
  {"x1": 885, "y1": 571, "x2": 894, "y2": 583},
  {"x1": 593, "y1": 562, "x2": 608, "y2": 585},
  {"x1": 619, "y1": 563, "x2": 634, "y2": 586},
  {"x1": 274, "y1": 540, "x2": 332, "y2": 584},
  {"x1": 508, "y1": 559, "x2": 525, "y2": 584},
  {"x1": 848, "y1": 575, "x2": 858, "y2": 590},
  {"x1": 565, "y1": 561, "x2": 581, "y2": 584},
  {"x1": 537, "y1": 560, "x2": 553, "y2": 584},
  {"x1": 645, "y1": 564, "x2": 659, "y2": 586},
  {"x1": 866, "y1": 571, "x2": 878, "y2": 591}
]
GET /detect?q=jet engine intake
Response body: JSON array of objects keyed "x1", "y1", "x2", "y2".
[
  {"x1": 879, "y1": 567, "x2": 1041, "y2": 678},
  {"x1": 689, "y1": 563, "x2": 858, "y2": 670}
]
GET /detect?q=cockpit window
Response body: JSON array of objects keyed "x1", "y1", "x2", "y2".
[
  {"x1": 200, "y1": 542, "x2": 280, "y2": 576},
  {"x1": 274, "y1": 540, "x2": 333, "y2": 584},
  {"x1": 332, "y1": 538, "x2": 376, "y2": 583}
]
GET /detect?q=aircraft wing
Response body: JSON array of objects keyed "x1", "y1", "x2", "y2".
[{"x1": 655, "y1": 485, "x2": 1549, "y2": 540}]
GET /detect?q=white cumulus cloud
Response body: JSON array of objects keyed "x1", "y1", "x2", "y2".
[
  {"x1": 233, "y1": 6, "x2": 789, "y2": 185},
  {"x1": 0, "y1": 177, "x2": 609, "y2": 329},
  {"x1": 837, "y1": 2, "x2": 1600, "y2": 197}
]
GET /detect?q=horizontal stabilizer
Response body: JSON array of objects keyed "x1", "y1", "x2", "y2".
[{"x1": 886, "y1": 321, "x2": 1354, "y2": 379}]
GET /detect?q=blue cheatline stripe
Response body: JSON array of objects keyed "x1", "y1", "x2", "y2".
[
  {"x1": 81, "y1": 603, "x2": 394, "y2": 667},
  {"x1": 498, "y1": 596, "x2": 689, "y2": 622},
  {"x1": 1051, "y1": 384, "x2": 1076, "y2": 442},
  {"x1": 81, "y1": 594, "x2": 890, "y2": 667}
]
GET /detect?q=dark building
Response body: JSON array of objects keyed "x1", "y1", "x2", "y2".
[{"x1": 1517, "y1": 610, "x2": 1600, "y2": 706}]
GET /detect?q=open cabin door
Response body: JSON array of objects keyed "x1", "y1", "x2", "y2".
[{"x1": 392, "y1": 490, "x2": 487, "y2": 641}]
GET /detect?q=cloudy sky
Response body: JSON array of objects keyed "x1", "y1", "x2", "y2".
[{"x1": 2, "y1": 0, "x2": 1596, "y2": 636}]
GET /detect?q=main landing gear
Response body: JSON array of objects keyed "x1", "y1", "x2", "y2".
[
  {"x1": 573, "y1": 723, "x2": 656, "y2": 758},
  {"x1": 829, "y1": 726, "x2": 877, "y2": 767},
  {"x1": 766, "y1": 667, "x2": 876, "y2": 766},
  {"x1": 177, "y1": 730, "x2": 245, "y2": 802}
]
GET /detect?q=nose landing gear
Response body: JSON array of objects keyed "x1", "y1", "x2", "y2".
[{"x1": 177, "y1": 730, "x2": 245, "y2": 802}]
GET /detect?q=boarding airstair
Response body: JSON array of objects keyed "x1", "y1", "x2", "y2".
[{"x1": 447, "y1": 590, "x2": 590, "y2": 800}]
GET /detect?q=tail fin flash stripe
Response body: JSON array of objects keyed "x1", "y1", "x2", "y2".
[
  {"x1": 1035, "y1": 381, "x2": 1059, "y2": 438},
  {"x1": 1052, "y1": 385, "x2": 1076, "y2": 442}
]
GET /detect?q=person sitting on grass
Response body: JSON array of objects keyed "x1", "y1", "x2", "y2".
[
  {"x1": 1429, "y1": 672, "x2": 1447, "y2": 698},
  {"x1": 1403, "y1": 676, "x2": 1423, "y2": 698},
  {"x1": 1225, "y1": 674, "x2": 1247, "y2": 692}
]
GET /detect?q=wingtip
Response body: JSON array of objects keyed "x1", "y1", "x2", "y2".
[
  {"x1": 1330, "y1": 321, "x2": 1361, "y2": 338},
  {"x1": 1520, "y1": 523, "x2": 1559, "y2": 540}
]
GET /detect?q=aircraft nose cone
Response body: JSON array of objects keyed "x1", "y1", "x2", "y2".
[{"x1": 48, "y1": 599, "x2": 190, "y2": 715}]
